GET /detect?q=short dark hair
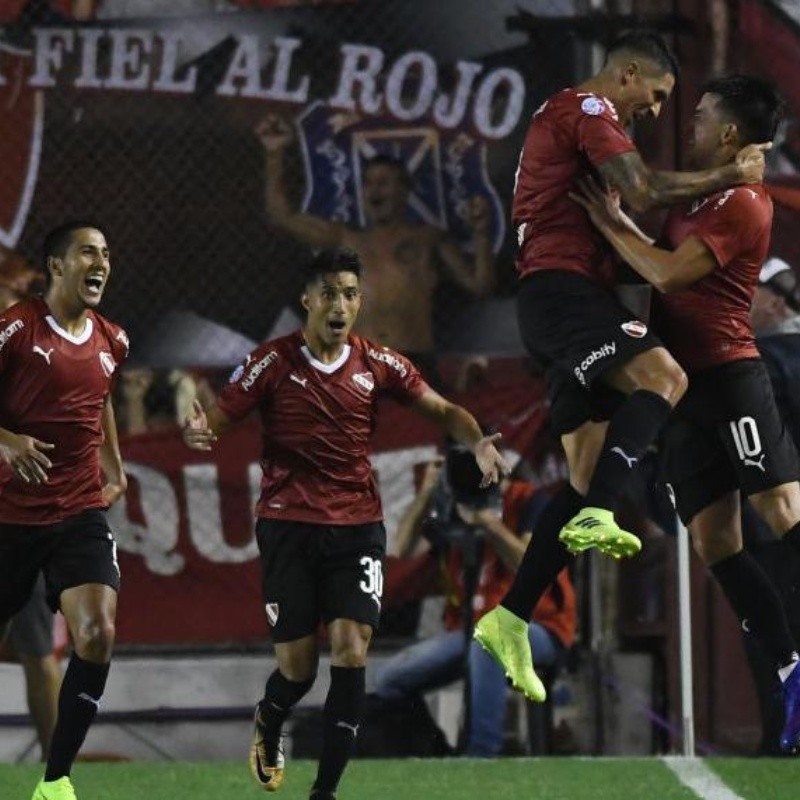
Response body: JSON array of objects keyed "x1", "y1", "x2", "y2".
[
  {"x1": 702, "y1": 74, "x2": 782, "y2": 145},
  {"x1": 43, "y1": 220, "x2": 106, "y2": 267},
  {"x1": 363, "y1": 154, "x2": 412, "y2": 188},
  {"x1": 607, "y1": 30, "x2": 680, "y2": 80},
  {"x1": 304, "y1": 248, "x2": 361, "y2": 286}
]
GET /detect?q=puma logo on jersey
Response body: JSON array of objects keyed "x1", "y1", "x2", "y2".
[
  {"x1": 744, "y1": 454, "x2": 766, "y2": 473},
  {"x1": 33, "y1": 345, "x2": 53, "y2": 364},
  {"x1": 289, "y1": 374, "x2": 308, "y2": 389},
  {"x1": 611, "y1": 447, "x2": 638, "y2": 469}
]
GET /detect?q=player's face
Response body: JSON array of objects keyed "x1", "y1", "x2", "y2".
[
  {"x1": 619, "y1": 65, "x2": 674, "y2": 125},
  {"x1": 686, "y1": 93, "x2": 729, "y2": 168},
  {"x1": 362, "y1": 164, "x2": 409, "y2": 224},
  {"x1": 304, "y1": 271, "x2": 362, "y2": 347},
  {"x1": 51, "y1": 228, "x2": 110, "y2": 309}
]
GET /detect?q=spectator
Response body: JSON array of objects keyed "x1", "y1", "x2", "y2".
[
  {"x1": 0, "y1": 248, "x2": 61, "y2": 761},
  {"x1": 742, "y1": 256, "x2": 800, "y2": 754},
  {"x1": 374, "y1": 447, "x2": 576, "y2": 756},
  {"x1": 256, "y1": 114, "x2": 495, "y2": 382}
]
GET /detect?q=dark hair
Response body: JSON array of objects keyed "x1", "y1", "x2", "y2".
[
  {"x1": 363, "y1": 154, "x2": 412, "y2": 188},
  {"x1": 607, "y1": 30, "x2": 679, "y2": 80},
  {"x1": 702, "y1": 74, "x2": 782, "y2": 145},
  {"x1": 42, "y1": 220, "x2": 106, "y2": 267},
  {"x1": 304, "y1": 248, "x2": 361, "y2": 286}
]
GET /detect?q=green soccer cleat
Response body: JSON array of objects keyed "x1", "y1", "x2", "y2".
[
  {"x1": 250, "y1": 702, "x2": 286, "y2": 792},
  {"x1": 559, "y1": 507, "x2": 642, "y2": 559},
  {"x1": 31, "y1": 777, "x2": 77, "y2": 800},
  {"x1": 473, "y1": 606, "x2": 547, "y2": 703}
]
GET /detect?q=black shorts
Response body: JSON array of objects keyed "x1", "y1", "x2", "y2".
[
  {"x1": 0, "y1": 508, "x2": 120, "y2": 624},
  {"x1": 255, "y1": 518, "x2": 386, "y2": 643},
  {"x1": 518, "y1": 271, "x2": 663, "y2": 435},
  {"x1": 661, "y1": 359, "x2": 800, "y2": 524}
]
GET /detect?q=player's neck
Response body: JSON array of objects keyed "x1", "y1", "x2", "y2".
[
  {"x1": 302, "y1": 329, "x2": 346, "y2": 364},
  {"x1": 578, "y1": 73, "x2": 614, "y2": 100},
  {"x1": 44, "y1": 291, "x2": 90, "y2": 337}
]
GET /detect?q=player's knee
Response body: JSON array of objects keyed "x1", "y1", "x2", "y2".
[
  {"x1": 690, "y1": 531, "x2": 739, "y2": 565},
  {"x1": 751, "y1": 486, "x2": 800, "y2": 536},
  {"x1": 628, "y1": 350, "x2": 687, "y2": 406},
  {"x1": 331, "y1": 627, "x2": 371, "y2": 667},
  {"x1": 74, "y1": 616, "x2": 115, "y2": 662}
]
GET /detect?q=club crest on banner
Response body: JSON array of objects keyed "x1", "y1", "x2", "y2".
[
  {"x1": 0, "y1": 48, "x2": 43, "y2": 248},
  {"x1": 296, "y1": 101, "x2": 505, "y2": 252}
]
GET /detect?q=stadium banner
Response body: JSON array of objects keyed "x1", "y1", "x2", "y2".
[
  {"x1": 111, "y1": 375, "x2": 558, "y2": 645},
  {"x1": 0, "y1": 1, "x2": 579, "y2": 357}
]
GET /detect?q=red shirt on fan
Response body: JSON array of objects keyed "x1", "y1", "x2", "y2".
[
  {"x1": 0, "y1": 297, "x2": 129, "y2": 524},
  {"x1": 217, "y1": 330, "x2": 428, "y2": 525},
  {"x1": 653, "y1": 184, "x2": 772, "y2": 374},
  {"x1": 514, "y1": 88, "x2": 637, "y2": 287}
]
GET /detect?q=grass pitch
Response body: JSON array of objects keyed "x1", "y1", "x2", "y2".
[{"x1": 1, "y1": 757, "x2": 797, "y2": 799}]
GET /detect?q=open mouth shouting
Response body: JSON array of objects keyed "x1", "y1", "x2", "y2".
[{"x1": 83, "y1": 272, "x2": 106, "y2": 300}]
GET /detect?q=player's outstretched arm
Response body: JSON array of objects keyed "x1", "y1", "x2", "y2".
[
  {"x1": 182, "y1": 399, "x2": 231, "y2": 451},
  {"x1": 256, "y1": 113, "x2": 346, "y2": 250},
  {"x1": 571, "y1": 178, "x2": 717, "y2": 292},
  {"x1": 411, "y1": 389, "x2": 508, "y2": 486},
  {"x1": 598, "y1": 142, "x2": 770, "y2": 212},
  {"x1": 99, "y1": 396, "x2": 128, "y2": 507},
  {"x1": 0, "y1": 427, "x2": 54, "y2": 485}
]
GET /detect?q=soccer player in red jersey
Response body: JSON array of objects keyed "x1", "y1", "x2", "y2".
[
  {"x1": 0, "y1": 221, "x2": 129, "y2": 799},
  {"x1": 474, "y1": 30, "x2": 771, "y2": 705},
  {"x1": 572, "y1": 74, "x2": 800, "y2": 753},
  {"x1": 183, "y1": 247, "x2": 506, "y2": 799}
]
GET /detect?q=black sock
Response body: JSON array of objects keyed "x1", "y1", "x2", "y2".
[
  {"x1": 501, "y1": 484, "x2": 581, "y2": 620},
  {"x1": 584, "y1": 390, "x2": 673, "y2": 511},
  {"x1": 259, "y1": 669, "x2": 314, "y2": 756},
  {"x1": 711, "y1": 550, "x2": 799, "y2": 669},
  {"x1": 44, "y1": 655, "x2": 110, "y2": 781},
  {"x1": 783, "y1": 521, "x2": 800, "y2": 554},
  {"x1": 313, "y1": 666, "x2": 365, "y2": 796}
]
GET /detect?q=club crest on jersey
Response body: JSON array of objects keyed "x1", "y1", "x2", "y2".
[
  {"x1": 621, "y1": 320, "x2": 647, "y2": 339},
  {"x1": 581, "y1": 96, "x2": 606, "y2": 116},
  {"x1": 265, "y1": 603, "x2": 279, "y2": 627},
  {"x1": 352, "y1": 372, "x2": 375, "y2": 394},
  {"x1": 99, "y1": 351, "x2": 117, "y2": 377}
]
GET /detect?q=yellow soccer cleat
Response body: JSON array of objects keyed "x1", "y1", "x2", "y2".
[
  {"x1": 249, "y1": 703, "x2": 285, "y2": 792},
  {"x1": 559, "y1": 507, "x2": 642, "y2": 559},
  {"x1": 473, "y1": 606, "x2": 547, "y2": 703},
  {"x1": 31, "y1": 777, "x2": 77, "y2": 800}
]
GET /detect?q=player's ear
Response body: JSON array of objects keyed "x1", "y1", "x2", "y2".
[
  {"x1": 300, "y1": 290, "x2": 310, "y2": 312},
  {"x1": 720, "y1": 122, "x2": 739, "y2": 149},
  {"x1": 47, "y1": 256, "x2": 62, "y2": 280}
]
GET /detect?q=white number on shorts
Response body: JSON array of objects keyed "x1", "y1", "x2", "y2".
[
  {"x1": 729, "y1": 416, "x2": 763, "y2": 461},
  {"x1": 359, "y1": 557, "x2": 383, "y2": 598}
]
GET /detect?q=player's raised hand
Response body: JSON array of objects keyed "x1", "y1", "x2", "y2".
[
  {"x1": 255, "y1": 113, "x2": 294, "y2": 154},
  {"x1": 182, "y1": 399, "x2": 217, "y2": 451},
  {"x1": 0, "y1": 432, "x2": 54, "y2": 485},
  {"x1": 474, "y1": 432, "x2": 509, "y2": 487},
  {"x1": 735, "y1": 141, "x2": 771, "y2": 184}
]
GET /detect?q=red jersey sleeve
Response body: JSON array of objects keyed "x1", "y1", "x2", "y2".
[
  {"x1": 217, "y1": 344, "x2": 280, "y2": 421},
  {"x1": 691, "y1": 188, "x2": 772, "y2": 269},
  {"x1": 365, "y1": 344, "x2": 429, "y2": 403},
  {"x1": 0, "y1": 306, "x2": 27, "y2": 374},
  {"x1": 576, "y1": 96, "x2": 637, "y2": 166}
]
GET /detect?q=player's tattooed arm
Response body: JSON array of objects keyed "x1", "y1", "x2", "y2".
[
  {"x1": 571, "y1": 178, "x2": 718, "y2": 292},
  {"x1": 99, "y1": 396, "x2": 127, "y2": 507},
  {"x1": 598, "y1": 143, "x2": 770, "y2": 212}
]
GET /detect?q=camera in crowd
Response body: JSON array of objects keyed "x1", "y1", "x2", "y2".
[{"x1": 421, "y1": 437, "x2": 502, "y2": 552}]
